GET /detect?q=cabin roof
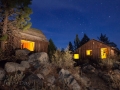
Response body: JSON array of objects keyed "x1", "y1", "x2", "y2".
[
  {"x1": 18, "y1": 28, "x2": 48, "y2": 42},
  {"x1": 76, "y1": 39, "x2": 119, "y2": 52},
  {"x1": 91, "y1": 39, "x2": 118, "y2": 51}
]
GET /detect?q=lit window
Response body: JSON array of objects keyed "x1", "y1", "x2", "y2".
[
  {"x1": 86, "y1": 50, "x2": 92, "y2": 55},
  {"x1": 101, "y1": 48, "x2": 108, "y2": 59},
  {"x1": 21, "y1": 40, "x2": 35, "y2": 51},
  {"x1": 74, "y1": 54, "x2": 79, "y2": 59}
]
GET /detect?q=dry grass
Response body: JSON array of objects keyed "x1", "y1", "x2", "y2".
[{"x1": 51, "y1": 48, "x2": 74, "y2": 69}]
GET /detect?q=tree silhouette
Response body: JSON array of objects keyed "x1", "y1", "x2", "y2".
[
  {"x1": 80, "y1": 33, "x2": 90, "y2": 46},
  {"x1": 74, "y1": 34, "x2": 80, "y2": 51},
  {"x1": 98, "y1": 33, "x2": 117, "y2": 48},
  {"x1": 48, "y1": 38, "x2": 57, "y2": 61},
  {"x1": 68, "y1": 41, "x2": 74, "y2": 52},
  {"x1": 97, "y1": 33, "x2": 110, "y2": 44}
]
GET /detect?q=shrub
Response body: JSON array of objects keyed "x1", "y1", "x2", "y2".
[
  {"x1": 100, "y1": 57, "x2": 116, "y2": 72},
  {"x1": 51, "y1": 48, "x2": 74, "y2": 69},
  {"x1": 4, "y1": 71, "x2": 25, "y2": 86}
]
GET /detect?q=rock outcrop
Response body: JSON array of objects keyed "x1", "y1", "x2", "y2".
[
  {"x1": 5, "y1": 62, "x2": 26, "y2": 72},
  {"x1": 59, "y1": 69, "x2": 81, "y2": 90}
]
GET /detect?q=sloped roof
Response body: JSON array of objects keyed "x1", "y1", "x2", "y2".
[
  {"x1": 76, "y1": 39, "x2": 119, "y2": 52},
  {"x1": 91, "y1": 39, "x2": 119, "y2": 50},
  {"x1": 18, "y1": 28, "x2": 48, "y2": 42}
]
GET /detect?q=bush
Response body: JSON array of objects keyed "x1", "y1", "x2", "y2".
[
  {"x1": 4, "y1": 71, "x2": 25, "y2": 87},
  {"x1": 100, "y1": 57, "x2": 116, "y2": 72},
  {"x1": 51, "y1": 48, "x2": 74, "y2": 69}
]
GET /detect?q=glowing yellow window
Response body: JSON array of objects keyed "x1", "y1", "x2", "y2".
[
  {"x1": 21, "y1": 40, "x2": 35, "y2": 51},
  {"x1": 86, "y1": 50, "x2": 92, "y2": 55},
  {"x1": 74, "y1": 54, "x2": 79, "y2": 59},
  {"x1": 101, "y1": 48, "x2": 108, "y2": 59}
]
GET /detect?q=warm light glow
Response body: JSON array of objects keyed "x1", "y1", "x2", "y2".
[
  {"x1": 74, "y1": 54, "x2": 79, "y2": 59},
  {"x1": 101, "y1": 48, "x2": 108, "y2": 59},
  {"x1": 86, "y1": 50, "x2": 92, "y2": 55},
  {"x1": 21, "y1": 40, "x2": 35, "y2": 51}
]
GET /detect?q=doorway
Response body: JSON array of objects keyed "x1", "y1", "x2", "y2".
[
  {"x1": 101, "y1": 48, "x2": 108, "y2": 59},
  {"x1": 21, "y1": 40, "x2": 35, "y2": 51}
]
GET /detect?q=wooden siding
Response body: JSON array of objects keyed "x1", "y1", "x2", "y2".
[
  {"x1": 74, "y1": 39, "x2": 116, "y2": 60},
  {"x1": 12, "y1": 36, "x2": 48, "y2": 53}
]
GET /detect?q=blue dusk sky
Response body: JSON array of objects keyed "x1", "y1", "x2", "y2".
[{"x1": 30, "y1": 0, "x2": 120, "y2": 49}]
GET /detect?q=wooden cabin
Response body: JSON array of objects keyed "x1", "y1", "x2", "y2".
[
  {"x1": 4, "y1": 28, "x2": 49, "y2": 53},
  {"x1": 74, "y1": 39, "x2": 119, "y2": 61}
]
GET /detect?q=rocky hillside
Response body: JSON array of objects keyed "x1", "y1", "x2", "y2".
[{"x1": 0, "y1": 49, "x2": 120, "y2": 90}]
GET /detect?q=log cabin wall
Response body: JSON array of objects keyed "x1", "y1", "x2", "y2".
[
  {"x1": 75, "y1": 39, "x2": 116, "y2": 61},
  {"x1": 1, "y1": 28, "x2": 49, "y2": 55},
  {"x1": 13, "y1": 36, "x2": 48, "y2": 53}
]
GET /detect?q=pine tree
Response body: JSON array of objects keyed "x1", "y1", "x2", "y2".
[
  {"x1": 0, "y1": 0, "x2": 32, "y2": 53},
  {"x1": 80, "y1": 33, "x2": 90, "y2": 46},
  {"x1": 98, "y1": 33, "x2": 117, "y2": 48},
  {"x1": 48, "y1": 38, "x2": 57, "y2": 60},
  {"x1": 68, "y1": 41, "x2": 74, "y2": 52},
  {"x1": 97, "y1": 33, "x2": 110, "y2": 44},
  {"x1": 74, "y1": 34, "x2": 80, "y2": 51}
]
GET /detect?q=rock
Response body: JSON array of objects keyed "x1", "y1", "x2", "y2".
[
  {"x1": 23, "y1": 74, "x2": 43, "y2": 89},
  {"x1": 37, "y1": 74, "x2": 44, "y2": 80},
  {"x1": 41, "y1": 67, "x2": 51, "y2": 76},
  {"x1": 15, "y1": 49, "x2": 30, "y2": 60},
  {"x1": 28, "y1": 52, "x2": 49, "y2": 65},
  {"x1": 111, "y1": 70, "x2": 120, "y2": 89},
  {"x1": 80, "y1": 76, "x2": 91, "y2": 87},
  {"x1": 29, "y1": 60, "x2": 40, "y2": 69},
  {"x1": 0, "y1": 68, "x2": 5, "y2": 80},
  {"x1": 15, "y1": 49, "x2": 30, "y2": 56},
  {"x1": 59, "y1": 69, "x2": 70, "y2": 78},
  {"x1": 47, "y1": 75, "x2": 55, "y2": 85},
  {"x1": 5, "y1": 62, "x2": 25, "y2": 72},
  {"x1": 98, "y1": 72, "x2": 112, "y2": 83},
  {"x1": 59, "y1": 69, "x2": 81, "y2": 90},
  {"x1": 82, "y1": 64, "x2": 95, "y2": 73},
  {"x1": 38, "y1": 52, "x2": 49, "y2": 64},
  {"x1": 21, "y1": 61, "x2": 30, "y2": 69},
  {"x1": 72, "y1": 83, "x2": 81, "y2": 90}
]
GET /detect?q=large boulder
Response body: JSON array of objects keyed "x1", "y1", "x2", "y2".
[
  {"x1": 5, "y1": 62, "x2": 25, "y2": 72},
  {"x1": 0, "y1": 68, "x2": 5, "y2": 80},
  {"x1": 28, "y1": 52, "x2": 49, "y2": 68},
  {"x1": 59, "y1": 69, "x2": 81, "y2": 90},
  {"x1": 20, "y1": 61, "x2": 30, "y2": 69},
  {"x1": 15, "y1": 49, "x2": 30, "y2": 60}
]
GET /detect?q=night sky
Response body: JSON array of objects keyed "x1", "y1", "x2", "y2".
[{"x1": 30, "y1": 0, "x2": 120, "y2": 49}]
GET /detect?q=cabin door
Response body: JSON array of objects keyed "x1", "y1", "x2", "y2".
[
  {"x1": 101, "y1": 48, "x2": 108, "y2": 59},
  {"x1": 21, "y1": 40, "x2": 35, "y2": 51}
]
